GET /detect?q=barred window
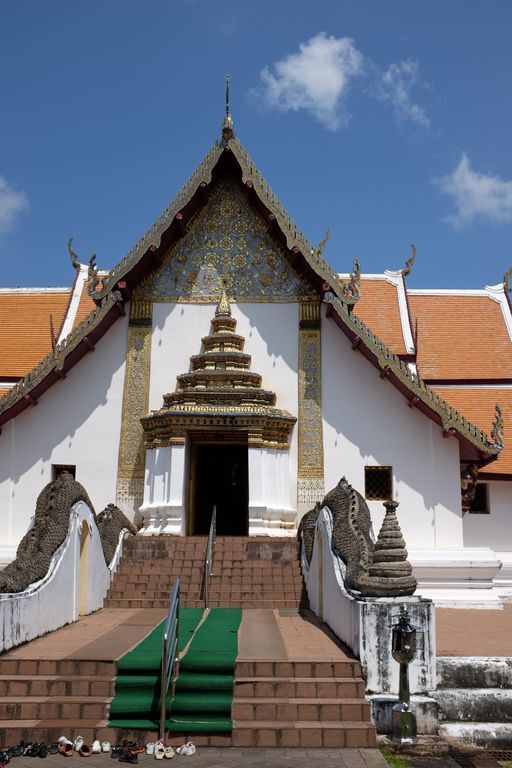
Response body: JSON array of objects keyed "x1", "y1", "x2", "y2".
[
  {"x1": 469, "y1": 483, "x2": 489, "y2": 514},
  {"x1": 52, "y1": 464, "x2": 76, "y2": 480},
  {"x1": 365, "y1": 466, "x2": 393, "y2": 501}
]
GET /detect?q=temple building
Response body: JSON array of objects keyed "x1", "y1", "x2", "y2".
[{"x1": 0, "y1": 108, "x2": 510, "y2": 608}]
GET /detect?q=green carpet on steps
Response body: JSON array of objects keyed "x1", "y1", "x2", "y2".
[
  {"x1": 108, "y1": 608, "x2": 203, "y2": 725},
  {"x1": 108, "y1": 607, "x2": 242, "y2": 734}
]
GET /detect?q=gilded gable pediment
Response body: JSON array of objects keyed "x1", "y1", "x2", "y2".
[{"x1": 133, "y1": 179, "x2": 317, "y2": 303}]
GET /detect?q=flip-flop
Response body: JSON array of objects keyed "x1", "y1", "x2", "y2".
[{"x1": 58, "y1": 745, "x2": 73, "y2": 757}]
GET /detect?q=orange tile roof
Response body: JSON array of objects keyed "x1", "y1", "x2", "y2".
[
  {"x1": 0, "y1": 292, "x2": 71, "y2": 378},
  {"x1": 433, "y1": 387, "x2": 511, "y2": 475},
  {"x1": 353, "y1": 279, "x2": 408, "y2": 355},
  {"x1": 409, "y1": 294, "x2": 512, "y2": 380}
]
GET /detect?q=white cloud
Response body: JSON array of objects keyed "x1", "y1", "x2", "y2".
[
  {"x1": 370, "y1": 59, "x2": 429, "y2": 128},
  {"x1": 0, "y1": 176, "x2": 29, "y2": 236},
  {"x1": 252, "y1": 32, "x2": 364, "y2": 131},
  {"x1": 434, "y1": 154, "x2": 512, "y2": 229}
]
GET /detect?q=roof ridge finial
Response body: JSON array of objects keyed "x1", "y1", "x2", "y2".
[
  {"x1": 215, "y1": 282, "x2": 231, "y2": 317},
  {"x1": 222, "y1": 74, "x2": 234, "y2": 143}
]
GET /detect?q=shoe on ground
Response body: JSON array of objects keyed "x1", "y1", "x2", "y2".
[
  {"x1": 111, "y1": 748, "x2": 124, "y2": 760},
  {"x1": 176, "y1": 743, "x2": 196, "y2": 756},
  {"x1": 73, "y1": 738, "x2": 84, "y2": 753},
  {"x1": 101, "y1": 743, "x2": 111, "y2": 753},
  {"x1": 154, "y1": 744, "x2": 165, "y2": 761},
  {"x1": 78, "y1": 746, "x2": 91, "y2": 758},
  {"x1": 57, "y1": 739, "x2": 73, "y2": 748},
  {"x1": 119, "y1": 754, "x2": 138, "y2": 764},
  {"x1": 164, "y1": 747, "x2": 174, "y2": 759},
  {"x1": 58, "y1": 745, "x2": 74, "y2": 757},
  {"x1": 145, "y1": 744, "x2": 155, "y2": 756},
  {"x1": 91, "y1": 742, "x2": 101, "y2": 755}
]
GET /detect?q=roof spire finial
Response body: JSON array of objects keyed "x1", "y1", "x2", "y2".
[{"x1": 222, "y1": 74, "x2": 234, "y2": 143}]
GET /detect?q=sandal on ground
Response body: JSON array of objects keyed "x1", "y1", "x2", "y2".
[
  {"x1": 154, "y1": 744, "x2": 165, "y2": 761},
  {"x1": 48, "y1": 744, "x2": 60, "y2": 755},
  {"x1": 164, "y1": 747, "x2": 174, "y2": 759},
  {"x1": 78, "y1": 745, "x2": 91, "y2": 758},
  {"x1": 58, "y1": 745, "x2": 73, "y2": 757}
]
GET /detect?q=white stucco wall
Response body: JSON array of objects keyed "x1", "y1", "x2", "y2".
[
  {"x1": 463, "y1": 480, "x2": 512, "y2": 551},
  {"x1": 321, "y1": 307, "x2": 464, "y2": 551},
  {"x1": 0, "y1": 315, "x2": 128, "y2": 552},
  {"x1": 148, "y1": 301, "x2": 299, "y2": 529}
]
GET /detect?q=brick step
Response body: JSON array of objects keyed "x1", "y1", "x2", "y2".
[
  {"x1": 0, "y1": 720, "x2": 374, "y2": 750},
  {"x1": 103, "y1": 599, "x2": 303, "y2": 609},
  {"x1": 232, "y1": 697, "x2": 371, "y2": 722},
  {"x1": 232, "y1": 721, "x2": 376, "y2": 749},
  {"x1": 0, "y1": 675, "x2": 114, "y2": 698},
  {"x1": 0, "y1": 660, "x2": 116, "y2": 677},
  {"x1": 117, "y1": 563, "x2": 303, "y2": 572},
  {"x1": 235, "y1": 660, "x2": 361, "y2": 678},
  {"x1": 0, "y1": 696, "x2": 109, "y2": 721},
  {"x1": 234, "y1": 676, "x2": 366, "y2": 698}
]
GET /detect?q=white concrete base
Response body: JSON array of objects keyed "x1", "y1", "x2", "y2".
[
  {"x1": 248, "y1": 505, "x2": 297, "y2": 536},
  {"x1": 140, "y1": 504, "x2": 184, "y2": 536},
  {"x1": 409, "y1": 548, "x2": 504, "y2": 607},
  {"x1": 439, "y1": 722, "x2": 512, "y2": 749},
  {"x1": 494, "y1": 552, "x2": 512, "y2": 601}
]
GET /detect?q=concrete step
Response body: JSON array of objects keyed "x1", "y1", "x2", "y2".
[
  {"x1": 0, "y1": 675, "x2": 114, "y2": 697},
  {"x1": 439, "y1": 722, "x2": 512, "y2": 749},
  {"x1": 235, "y1": 660, "x2": 361, "y2": 679},
  {"x1": 0, "y1": 696, "x2": 109, "y2": 721},
  {"x1": 437, "y1": 656, "x2": 512, "y2": 689},
  {"x1": 433, "y1": 688, "x2": 512, "y2": 722},
  {"x1": 234, "y1": 676, "x2": 366, "y2": 698},
  {"x1": 232, "y1": 697, "x2": 371, "y2": 722},
  {"x1": 232, "y1": 721, "x2": 376, "y2": 748},
  {"x1": 0, "y1": 659, "x2": 116, "y2": 676}
]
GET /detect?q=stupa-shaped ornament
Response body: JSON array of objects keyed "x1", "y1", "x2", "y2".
[
  {"x1": 368, "y1": 500, "x2": 417, "y2": 596},
  {"x1": 141, "y1": 287, "x2": 296, "y2": 449}
]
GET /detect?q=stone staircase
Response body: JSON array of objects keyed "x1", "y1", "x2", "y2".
[
  {"x1": 105, "y1": 536, "x2": 307, "y2": 609},
  {"x1": 232, "y1": 658, "x2": 375, "y2": 748},
  {"x1": 0, "y1": 534, "x2": 375, "y2": 749},
  {"x1": 434, "y1": 656, "x2": 512, "y2": 748}
]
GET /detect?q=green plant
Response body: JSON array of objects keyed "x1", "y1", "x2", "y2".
[{"x1": 379, "y1": 746, "x2": 411, "y2": 768}]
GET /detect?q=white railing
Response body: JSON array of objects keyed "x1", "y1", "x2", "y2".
[{"x1": 159, "y1": 579, "x2": 180, "y2": 741}]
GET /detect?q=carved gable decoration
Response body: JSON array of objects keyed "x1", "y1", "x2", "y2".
[{"x1": 134, "y1": 179, "x2": 317, "y2": 303}]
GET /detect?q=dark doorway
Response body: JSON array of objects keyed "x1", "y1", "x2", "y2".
[{"x1": 192, "y1": 444, "x2": 249, "y2": 535}]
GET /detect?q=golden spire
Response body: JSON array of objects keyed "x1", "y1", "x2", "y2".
[
  {"x1": 222, "y1": 74, "x2": 234, "y2": 142},
  {"x1": 215, "y1": 283, "x2": 231, "y2": 317}
]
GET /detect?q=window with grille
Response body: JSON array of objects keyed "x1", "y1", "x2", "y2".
[
  {"x1": 365, "y1": 466, "x2": 393, "y2": 501},
  {"x1": 469, "y1": 483, "x2": 489, "y2": 514},
  {"x1": 52, "y1": 464, "x2": 76, "y2": 480}
]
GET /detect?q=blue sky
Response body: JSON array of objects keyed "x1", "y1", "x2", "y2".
[{"x1": 0, "y1": 1, "x2": 510, "y2": 289}]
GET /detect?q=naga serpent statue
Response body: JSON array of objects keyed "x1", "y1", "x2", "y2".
[
  {"x1": 299, "y1": 476, "x2": 417, "y2": 598},
  {"x1": 0, "y1": 472, "x2": 137, "y2": 594}
]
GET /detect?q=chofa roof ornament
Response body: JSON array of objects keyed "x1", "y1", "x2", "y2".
[
  {"x1": 503, "y1": 267, "x2": 512, "y2": 295},
  {"x1": 87, "y1": 253, "x2": 101, "y2": 295},
  {"x1": 68, "y1": 237, "x2": 80, "y2": 270},
  {"x1": 402, "y1": 243, "x2": 416, "y2": 278},
  {"x1": 342, "y1": 257, "x2": 361, "y2": 306},
  {"x1": 490, "y1": 403, "x2": 504, "y2": 451}
]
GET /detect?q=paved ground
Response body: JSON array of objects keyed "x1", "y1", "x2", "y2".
[
  {"x1": 436, "y1": 604, "x2": 512, "y2": 656},
  {"x1": 3, "y1": 749, "x2": 388, "y2": 768}
]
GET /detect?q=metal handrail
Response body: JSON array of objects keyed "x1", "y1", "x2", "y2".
[
  {"x1": 203, "y1": 506, "x2": 217, "y2": 608},
  {"x1": 159, "y1": 579, "x2": 180, "y2": 741}
]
